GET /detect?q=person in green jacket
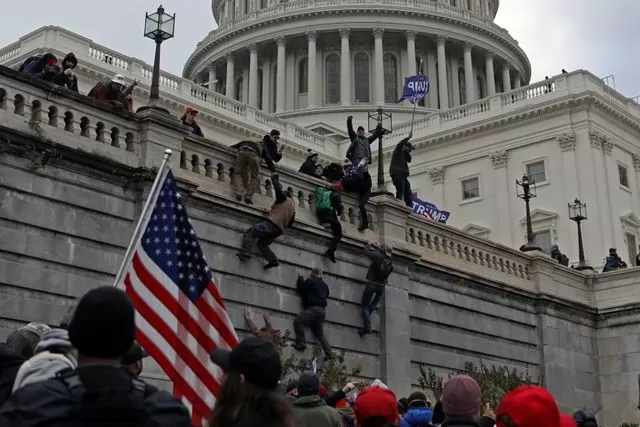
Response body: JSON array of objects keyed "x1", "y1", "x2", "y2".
[{"x1": 292, "y1": 372, "x2": 342, "y2": 427}]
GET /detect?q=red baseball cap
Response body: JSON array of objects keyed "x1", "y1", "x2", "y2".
[
  {"x1": 496, "y1": 386, "x2": 560, "y2": 427},
  {"x1": 185, "y1": 107, "x2": 199, "y2": 114},
  {"x1": 354, "y1": 386, "x2": 399, "y2": 425},
  {"x1": 560, "y1": 413, "x2": 578, "y2": 427}
]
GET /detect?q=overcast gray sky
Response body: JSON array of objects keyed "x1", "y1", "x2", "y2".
[{"x1": 2, "y1": 0, "x2": 639, "y2": 97}]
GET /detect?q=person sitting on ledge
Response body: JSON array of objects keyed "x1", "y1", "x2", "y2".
[
  {"x1": 88, "y1": 74, "x2": 138, "y2": 112},
  {"x1": 52, "y1": 52, "x2": 79, "y2": 92},
  {"x1": 19, "y1": 53, "x2": 60, "y2": 83},
  {"x1": 300, "y1": 149, "x2": 321, "y2": 178},
  {"x1": 237, "y1": 173, "x2": 295, "y2": 269},
  {"x1": 181, "y1": 107, "x2": 204, "y2": 137},
  {"x1": 262, "y1": 129, "x2": 284, "y2": 173}
]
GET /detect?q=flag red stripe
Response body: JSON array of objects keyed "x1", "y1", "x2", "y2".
[
  {"x1": 205, "y1": 284, "x2": 227, "y2": 309},
  {"x1": 133, "y1": 254, "x2": 221, "y2": 353},
  {"x1": 194, "y1": 292, "x2": 238, "y2": 349},
  {"x1": 133, "y1": 322, "x2": 210, "y2": 420},
  {"x1": 126, "y1": 273, "x2": 221, "y2": 397}
]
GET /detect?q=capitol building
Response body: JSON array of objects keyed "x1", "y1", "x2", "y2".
[{"x1": 1, "y1": 0, "x2": 640, "y2": 269}]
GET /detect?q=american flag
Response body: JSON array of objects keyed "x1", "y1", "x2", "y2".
[{"x1": 119, "y1": 168, "x2": 238, "y2": 426}]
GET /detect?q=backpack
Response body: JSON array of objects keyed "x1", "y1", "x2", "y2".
[
  {"x1": 373, "y1": 257, "x2": 393, "y2": 281},
  {"x1": 56, "y1": 370, "x2": 152, "y2": 426},
  {"x1": 315, "y1": 186, "x2": 333, "y2": 212},
  {"x1": 19, "y1": 55, "x2": 43, "y2": 73}
]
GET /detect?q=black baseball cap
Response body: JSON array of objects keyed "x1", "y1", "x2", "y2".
[
  {"x1": 121, "y1": 342, "x2": 149, "y2": 365},
  {"x1": 210, "y1": 336, "x2": 282, "y2": 390}
]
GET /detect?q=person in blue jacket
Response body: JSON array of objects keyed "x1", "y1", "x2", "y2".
[{"x1": 401, "y1": 391, "x2": 434, "y2": 427}]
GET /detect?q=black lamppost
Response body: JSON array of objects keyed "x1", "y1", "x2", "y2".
[
  {"x1": 568, "y1": 198, "x2": 594, "y2": 271},
  {"x1": 138, "y1": 5, "x2": 175, "y2": 114},
  {"x1": 368, "y1": 107, "x2": 393, "y2": 195},
  {"x1": 516, "y1": 174, "x2": 541, "y2": 252}
]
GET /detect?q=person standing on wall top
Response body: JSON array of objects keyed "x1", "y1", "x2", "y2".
[
  {"x1": 315, "y1": 178, "x2": 344, "y2": 263},
  {"x1": 262, "y1": 129, "x2": 284, "y2": 172},
  {"x1": 300, "y1": 149, "x2": 321, "y2": 178},
  {"x1": 342, "y1": 159, "x2": 372, "y2": 232},
  {"x1": 181, "y1": 107, "x2": 204, "y2": 137},
  {"x1": 237, "y1": 173, "x2": 296, "y2": 269},
  {"x1": 359, "y1": 241, "x2": 394, "y2": 337},
  {"x1": 231, "y1": 138, "x2": 262, "y2": 204},
  {"x1": 389, "y1": 131, "x2": 414, "y2": 207},
  {"x1": 345, "y1": 115, "x2": 382, "y2": 168},
  {"x1": 293, "y1": 269, "x2": 334, "y2": 360}
]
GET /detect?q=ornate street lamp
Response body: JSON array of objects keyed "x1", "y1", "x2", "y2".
[
  {"x1": 516, "y1": 174, "x2": 541, "y2": 252},
  {"x1": 368, "y1": 107, "x2": 393, "y2": 195},
  {"x1": 138, "y1": 5, "x2": 176, "y2": 114},
  {"x1": 568, "y1": 198, "x2": 594, "y2": 270}
]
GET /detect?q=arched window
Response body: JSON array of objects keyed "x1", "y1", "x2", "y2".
[
  {"x1": 260, "y1": 0, "x2": 267, "y2": 7},
  {"x1": 258, "y1": 69, "x2": 264, "y2": 110},
  {"x1": 298, "y1": 58, "x2": 308, "y2": 94},
  {"x1": 476, "y1": 75, "x2": 484, "y2": 99},
  {"x1": 354, "y1": 52, "x2": 370, "y2": 103},
  {"x1": 325, "y1": 54, "x2": 340, "y2": 104},
  {"x1": 416, "y1": 56, "x2": 426, "y2": 106},
  {"x1": 236, "y1": 78, "x2": 244, "y2": 102},
  {"x1": 459, "y1": 68, "x2": 466, "y2": 104},
  {"x1": 383, "y1": 54, "x2": 398, "y2": 103}
]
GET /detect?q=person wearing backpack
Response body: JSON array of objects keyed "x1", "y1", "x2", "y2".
[
  {"x1": 342, "y1": 159, "x2": 372, "y2": 232},
  {"x1": 0, "y1": 286, "x2": 191, "y2": 427},
  {"x1": 315, "y1": 181, "x2": 344, "y2": 263},
  {"x1": 359, "y1": 242, "x2": 394, "y2": 337}
]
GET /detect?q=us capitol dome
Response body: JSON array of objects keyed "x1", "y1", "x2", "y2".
[{"x1": 182, "y1": 0, "x2": 531, "y2": 134}]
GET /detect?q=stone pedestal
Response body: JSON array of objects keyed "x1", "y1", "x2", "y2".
[{"x1": 135, "y1": 109, "x2": 188, "y2": 171}]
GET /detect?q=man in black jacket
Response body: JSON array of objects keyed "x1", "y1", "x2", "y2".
[
  {"x1": 262, "y1": 129, "x2": 284, "y2": 172},
  {"x1": 53, "y1": 52, "x2": 79, "y2": 92},
  {"x1": 0, "y1": 287, "x2": 191, "y2": 427},
  {"x1": 299, "y1": 149, "x2": 321, "y2": 178},
  {"x1": 359, "y1": 242, "x2": 394, "y2": 337},
  {"x1": 293, "y1": 269, "x2": 333, "y2": 359},
  {"x1": 389, "y1": 132, "x2": 414, "y2": 207}
]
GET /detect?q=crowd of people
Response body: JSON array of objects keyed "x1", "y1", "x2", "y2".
[{"x1": 0, "y1": 291, "x2": 601, "y2": 427}]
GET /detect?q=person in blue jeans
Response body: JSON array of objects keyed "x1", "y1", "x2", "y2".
[{"x1": 359, "y1": 242, "x2": 394, "y2": 337}]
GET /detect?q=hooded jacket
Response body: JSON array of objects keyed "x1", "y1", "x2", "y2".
[
  {"x1": 265, "y1": 174, "x2": 295, "y2": 233},
  {"x1": 53, "y1": 53, "x2": 79, "y2": 92},
  {"x1": 296, "y1": 275, "x2": 330, "y2": 309},
  {"x1": 364, "y1": 244, "x2": 393, "y2": 285},
  {"x1": 261, "y1": 135, "x2": 282, "y2": 172},
  {"x1": 346, "y1": 117, "x2": 382, "y2": 168},
  {"x1": 292, "y1": 395, "x2": 342, "y2": 427},
  {"x1": 12, "y1": 329, "x2": 77, "y2": 393},
  {"x1": 0, "y1": 344, "x2": 25, "y2": 408},
  {"x1": 401, "y1": 407, "x2": 434, "y2": 427},
  {"x1": 389, "y1": 137, "x2": 412, "y2": 176},
  {"x1": 299, "y1": 157, "x2": 320, "y2": 178}
]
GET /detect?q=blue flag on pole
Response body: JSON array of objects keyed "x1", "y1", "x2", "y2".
[{"x1": 398, "y1": 74, "x2": 430, "y2": 104}]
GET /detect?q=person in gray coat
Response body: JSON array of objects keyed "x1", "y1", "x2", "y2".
[{"x1": 345, "y1": 116, "x2": 383, "y2": 168}]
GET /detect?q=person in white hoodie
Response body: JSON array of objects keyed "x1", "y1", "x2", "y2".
[{"x1": 11, "y1": 328, "x2": 77, "y2": 393}]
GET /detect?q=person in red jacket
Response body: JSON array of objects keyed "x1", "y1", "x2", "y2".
[{"x1": 88, "y1": 74, "x2": 137, "y2": 111}]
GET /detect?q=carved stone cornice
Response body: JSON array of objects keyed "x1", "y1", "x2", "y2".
[
  {"x1": 372, "y1": 29, "x2": 384, "y2": 39},
  {"x1": 556, "y1": 132, "x2": 576, "y2": 151},
  {"x1": 633, "y1": 154, "x2": 640, "y2": 172},
  {"x1": 602, "y1": 140, "x2": 614, "y2": 156},
  {"x1": 428, "y1": 167, "x2": 444, "y2": 184},
  {"x1": 589, "y1": 130, "x2": 607, "y2": 150},
  {"x1": 339, "y1": 28, "x2": 351, "y2": 39},
  {"x1": 406, "y1": 30, "x2": 417, "y2": 41},
  {"x1": 489, "y1": 150, "x2": 507, "y2": 169},
  {"x1": 306, "y1": 31, "x2": 318, "y2": 42}
]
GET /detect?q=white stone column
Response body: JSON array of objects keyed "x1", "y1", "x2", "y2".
[
  {"x1": 207, "y1": 65, "x2": 217, "y2": 92},
  {"x1": 275, "y1": 36, "x2": 286, "y2": 112},
  {"x1": 261, "y1": 58, "x2": 271, "y2": 112},
  {"x1": 502, "y1": 64, "x2": 512, "y2": 92},
  {"x1": 427, "y1": 51, "x2": 438, "y2": 108},
  {"x1": 339, "y1": 28, "x2": 351, "y2": 105},
  {"x1": 248, "y1": 43, "x2": 259, "y2": 107},
  {"x1": 450, "y1": 57, "x2": 460, "y2": 107},
  {"x1": 307, "y1": 31, "x2": 318, "y2": 107},
  {"x1": 225, "y1": 54, "x2": 235, "y2": 99},
  {"x1": 485, "y1": 54, "x2": 495, "y2": 96},
  {"x1": 373, "y1": 28, "x2": 385, "y2": 105},
  {"x1": 436, "y1": 36, "x2": 449, "y2": 109},
  {"x1": 463, "y1": 43, "x2": 475, "y2": 103},
  {"x1": 489, "y1": 151, "x2": 513, "y2": 245},
  {"x1": 406, "y1": 31, "x2": 417, "y2": 76},
  {"x1": 514, "y1": 70, "x2": 522, "y2": 89}
]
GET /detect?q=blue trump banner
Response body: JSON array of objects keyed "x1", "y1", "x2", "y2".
[
  {"x1": 398, "y1": 74, "x2": 430, "y2": 104},
  {"x1": 412, "y1": 198, "x2": 450, "y2": 224}
]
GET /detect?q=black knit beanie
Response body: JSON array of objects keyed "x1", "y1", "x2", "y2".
[{"x1": 68, "y1": 286, "x2": 135, "y2": 359}]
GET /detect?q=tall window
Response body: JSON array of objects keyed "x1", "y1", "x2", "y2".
[
  {"x1": 260, "y1": 0, "x2": 267, "y2": 7},
  {"x1": 416, "y1": 56, "x2": 426, "y2": 106},
  {"x1": 325, "y1": 54, "x2": 340, "y2": 104},
  {"x1": 627, "y1": 233, "x2": 637, "y2": 263},
  {"x1": 354, "y1": 53, "x2": 370, "y2": 103},
  {"x1": 526, "y1": 160, "x2": 546, "y2": 184},
  {"x1": 476, "y1": 75, "x2": 484, "y2": 99},
  {"x1": 619, "y1": 164, "x2": 629, "y2": 188},
  {"x1": 257, "y1": 69, "x2": 263, "y2": 110},
  {"x1": 383, "y1": 54, "x2": 397, "y2": 103},
  {"x1": 458, "y1": 68, "x2": 466, "y2": 104},
  {"x1": 461, "y1": 177, "x2": 480, "y2": 200},
  {"x1": 244, "y1": 0, "x2": 250, "y2": 13},
  {"x1": 236, "y1": 78, "x2": 244, "y2": 103},
  {"x1": 533, "y1": 230, "x2": 552, "y2": 253},
  {"x1": 298, "y1": 58, "x2": 308, "y2": 94}
]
